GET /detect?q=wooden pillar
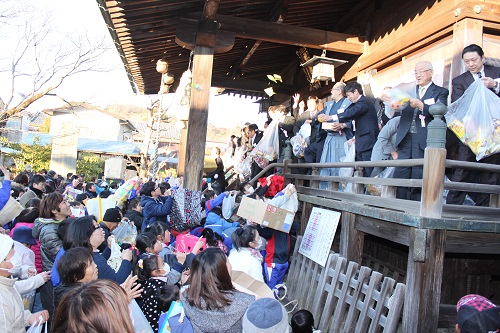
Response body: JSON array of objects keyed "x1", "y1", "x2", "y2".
[
  {"x1": 450, "y1": 19, "x2": 483, "y2": 83},
  {"x1": 183, "y1": 12, "x2": 219, "y2": 190},
  {"x1": 403, "y1": 103, "x2": 447, "y2": 332},
  {"x1": 177, "y1": 120, "x2": 188, "y2": 177},
  {"x1": 403, "y1": 228, "x2": 446, "y2": 333},
  {"x1": 339, "y1": 212, "x2": 364, "y2": 264}
]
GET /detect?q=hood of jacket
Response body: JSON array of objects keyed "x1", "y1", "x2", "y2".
[
  {"x1": 32, "y1": 217, "x2": 61, "y2": 239},
  {"x1": 181, "y1": 291, "x2": 254, "y2": 333}
]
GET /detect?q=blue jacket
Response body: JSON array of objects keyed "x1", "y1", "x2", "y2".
[
  {"x1": 205, "y1": 212, "x2": 240, "y2": 235},
  {"x1": 140, "y1": 195, "x2": 173, "y2": 230},
  {"x1": 204, "y1": 192, "x2": 227, "y2": 215},
  {"x1": 0, "y1": 180, "x2": 12, "y2": 211}
]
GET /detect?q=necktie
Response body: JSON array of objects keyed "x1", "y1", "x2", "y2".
[
  {"x1": 419, "y1": 87, "x2": 425, "y2": 99},
  {"x1": 478, "y1": 72, "x2": 482, "y2": 79}
]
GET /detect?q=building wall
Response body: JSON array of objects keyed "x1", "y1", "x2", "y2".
[{"x1": 49, "y1": 108, "x2": 123, "y2": 141}]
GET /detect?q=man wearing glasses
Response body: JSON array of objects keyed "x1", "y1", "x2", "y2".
[{"x1": 392, "y1": 61, "x2": 449, "y2": 200}]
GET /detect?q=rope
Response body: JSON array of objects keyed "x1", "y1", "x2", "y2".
[{"x1": 150, "y1": 73, "x2": 166, "y2": 180}]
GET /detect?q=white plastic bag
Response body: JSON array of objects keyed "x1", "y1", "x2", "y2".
[
  {"x1": 298, "y1": 122, "x2": 312, "y2": 144},
  {"x1": 236, "y1": 156, "x2": 252, "y2": 178},
  {"x1": 112, "y1": 221, "x2": 138, "y2": 245},
  {"x1": 339, "y1": 140, "x2": 356, "y2": 192},
  {"x1": 281, "y1": 190, "x2": 299, "y2": 213},
  {"x1": 249, "y1": 120, "x2": 280, "y2": 169},
  {"x1": 130, "y1": 299, "x2": 154, "y2": 333},
  {"x1": 446, "y1": 79, "x2": 500, "y2": 160},
  {"x1": 107, "y1": 238, "x2": 122, "y2": 272},
  {"x1": 290, "y1": 134, "x2": 307, "y2": 158},
  {"x1": 222, "y1": 193, "x2": 236, "y2": 219},
  {"x1": 366, "y1": 167, "x2": 395, "y2": 196},
  {"x1": 383, "y1": 81, "x2": 417, "y2": 119},
  {"x1": 26, "y1": 316, "x2": 47, "y2": 333}
]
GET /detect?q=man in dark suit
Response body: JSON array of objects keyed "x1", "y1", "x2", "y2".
[
  {"x1": 331, "y1": 81, "x2": 379, "y2": 176},
  {"x1": 294, "y1": 96, "x2": 325, "y2": 165},
  {"x1": 392, "y1": 61, "x2": 449, "y2": 200},
  {"x1": 446, "y1": 44, "x2": 500, "y2": 206}
]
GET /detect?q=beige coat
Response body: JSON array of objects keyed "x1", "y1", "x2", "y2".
[{"x1": 0, "y1": 275, "x2": 32, "y2": 333}]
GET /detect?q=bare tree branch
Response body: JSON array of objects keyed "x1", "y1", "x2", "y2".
[{"x1": 0, "y1": 4, "x2": 112, "y2": 123}]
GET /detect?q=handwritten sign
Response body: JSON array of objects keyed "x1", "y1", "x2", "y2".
[{"x1": 299, "y1": 207, "x2": 341, "y2": 266}]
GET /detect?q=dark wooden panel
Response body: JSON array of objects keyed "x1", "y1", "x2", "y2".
[{"x1": 355, "y1": 215, "x2": 410, "y2": 247}]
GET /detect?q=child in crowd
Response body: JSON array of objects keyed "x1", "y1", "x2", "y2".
[
  {"x1": 249, "y1": 184, "x2": 299, "y2": 290},
  {"x1": 202, "y1": 228, "x2": 229, "y2": 254},
  {"x1": 242, "y1": 298, "x2": 289, "y2": 333},
  {"x1": 135, "y1": 253, "x2": 184, "y2": 332},
  {"x1": 229, "y1": 225, "x2": 264, "y2": 282},
  {"x1": 291, "y1": 309, "x2": 317, "y2": 333},
  {"x1": 136, "y1": 232, "x2": 163, "y2": 255},
  {"x1": 202, "y1": 190, "x2": 229, "y2": 215},
  {"x1": 54, "y1": 247, "x2": 97, "y2": 309},
  {"x1": 204, "y1": 206, "x2": 240, "y2": 237}
]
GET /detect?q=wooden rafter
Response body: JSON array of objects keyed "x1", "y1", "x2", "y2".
[{"x1": 228, "y1": 0, "x2": 291, "y2": 79}]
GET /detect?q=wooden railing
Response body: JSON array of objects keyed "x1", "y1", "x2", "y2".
[{"x1": 249, "y1": 158, "x2": 500, "y2": 225}]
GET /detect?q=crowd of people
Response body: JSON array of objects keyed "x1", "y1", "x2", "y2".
[
  {"x1": 0, "y1": 42, "x2": 498, "y2": 333},
  {"x1": 0, "y1": 159, "x2": 310, "y2": 332},
  {"x1": 223, "y1": 44, "x2": 499, "y2": 206}
]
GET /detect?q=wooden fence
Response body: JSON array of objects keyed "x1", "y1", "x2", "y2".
[{"x1": 286, "y1": 236, "x2": 406, "y2": 333}]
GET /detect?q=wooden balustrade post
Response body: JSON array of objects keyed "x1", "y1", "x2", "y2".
[
  {"x1": 283, "y1": 159, "x2": 292, "y2": 186},
  {"x1": 311, "y1": 168, "x2": 319, "y2": 189},
  {"x1": 353, "y1": 168, "x2": 364, "y2": 194},
  {"x1": 403, "y1": 103, "x2": 447, "y2": 333}
]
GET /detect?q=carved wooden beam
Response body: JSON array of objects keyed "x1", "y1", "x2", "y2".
[{"x1": 180, "y1": 13, "x2": 364, "y2": 55}]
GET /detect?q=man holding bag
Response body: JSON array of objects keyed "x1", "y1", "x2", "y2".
[
  {"x1": 392, "y1": 61, "x2": 449, "y2": 200},
  {"x1": 446, "y1": 44, "x2": 500, "y2": 206}
]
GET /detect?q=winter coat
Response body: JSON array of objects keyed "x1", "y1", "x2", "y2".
[
  {"x1": 0, "y1": 276, "x2": 32, "y2": 333},
  {"x1": 205, "y1": 212, "x2": 240, "y2": 235},
  {"x1": 228, "y1": 247, "x2": 264, "y2": 282},
  {"x1": 181, "y1": 290, "x2": 255, "y2": 333},
  {"x1": 32, "y1": 218, "x2": 63, "y2": 271},
  {"x1": 140, "y1": 195, "x2": 172, "y2": 230},
  {"x1": 10, "y1": 223, "x2": 42, "y2": 273},
  {"x1": 124, "y1": 208, "x2": 144, "y2": 231},
  {"x1": 18, "y1": 187, "x2": 42, "y2": 207}
]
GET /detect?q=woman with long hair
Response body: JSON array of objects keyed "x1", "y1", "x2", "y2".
[
  {"x1": 52, "y1": 279, "x2": 135, "y2": 333},
  {"x1": 182, "y1": 248, "x2": 255, "y2": 333}
]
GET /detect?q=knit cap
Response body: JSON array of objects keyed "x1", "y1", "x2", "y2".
[
  {"x1": 103, "y1": 207, "x2": 122, "y2": 223},
  {"x1": 457, "y1": 294, "x2": 500, "y2": 333},
  {"x1": 242, "y1": 298, "x2": 289, "y2": 333},
  {"x1": 0, "y1": 234, "x2": 14, "y2": 262}
]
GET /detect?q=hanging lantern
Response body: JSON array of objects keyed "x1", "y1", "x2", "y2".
[
  {"x1": 163, "y1": 74, "x2": 174, "y2": 85},
  {"x1": 156, "y1": 59, "x2": 169, "y2": 74},
  {"x1": 301, "y1": 50, "x2": 347, "y2": 84}
]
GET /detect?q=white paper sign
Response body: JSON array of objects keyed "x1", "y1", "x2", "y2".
[{"x1": 298, "y1": 208, "x2": 341, "y2": 267}]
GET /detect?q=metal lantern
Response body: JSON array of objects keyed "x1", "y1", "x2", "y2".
[{"x1": 301, "y1": 51, "x2": 347, "y2": 84}]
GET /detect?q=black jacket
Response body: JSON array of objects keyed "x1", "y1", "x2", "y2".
[
  {"x1": 124, "y1": 209, "x2": 144, "y2": 231},
  {"x1": 451, "y1": 65, "x2": 500, "y2": 102},
  {"x1": 337, "y1": 95, "x2": 379, "y2": 153},
  {"x1": 395, "y1": 82, "x2": 449, "y2": 150}
]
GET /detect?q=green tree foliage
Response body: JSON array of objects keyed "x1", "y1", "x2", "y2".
[
  {"x1": 76, "y1": 153, "x2": 105, "y2": 182},
  {"x1": 0, "y1": 136, "x2": 51, "y2": 172}
]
